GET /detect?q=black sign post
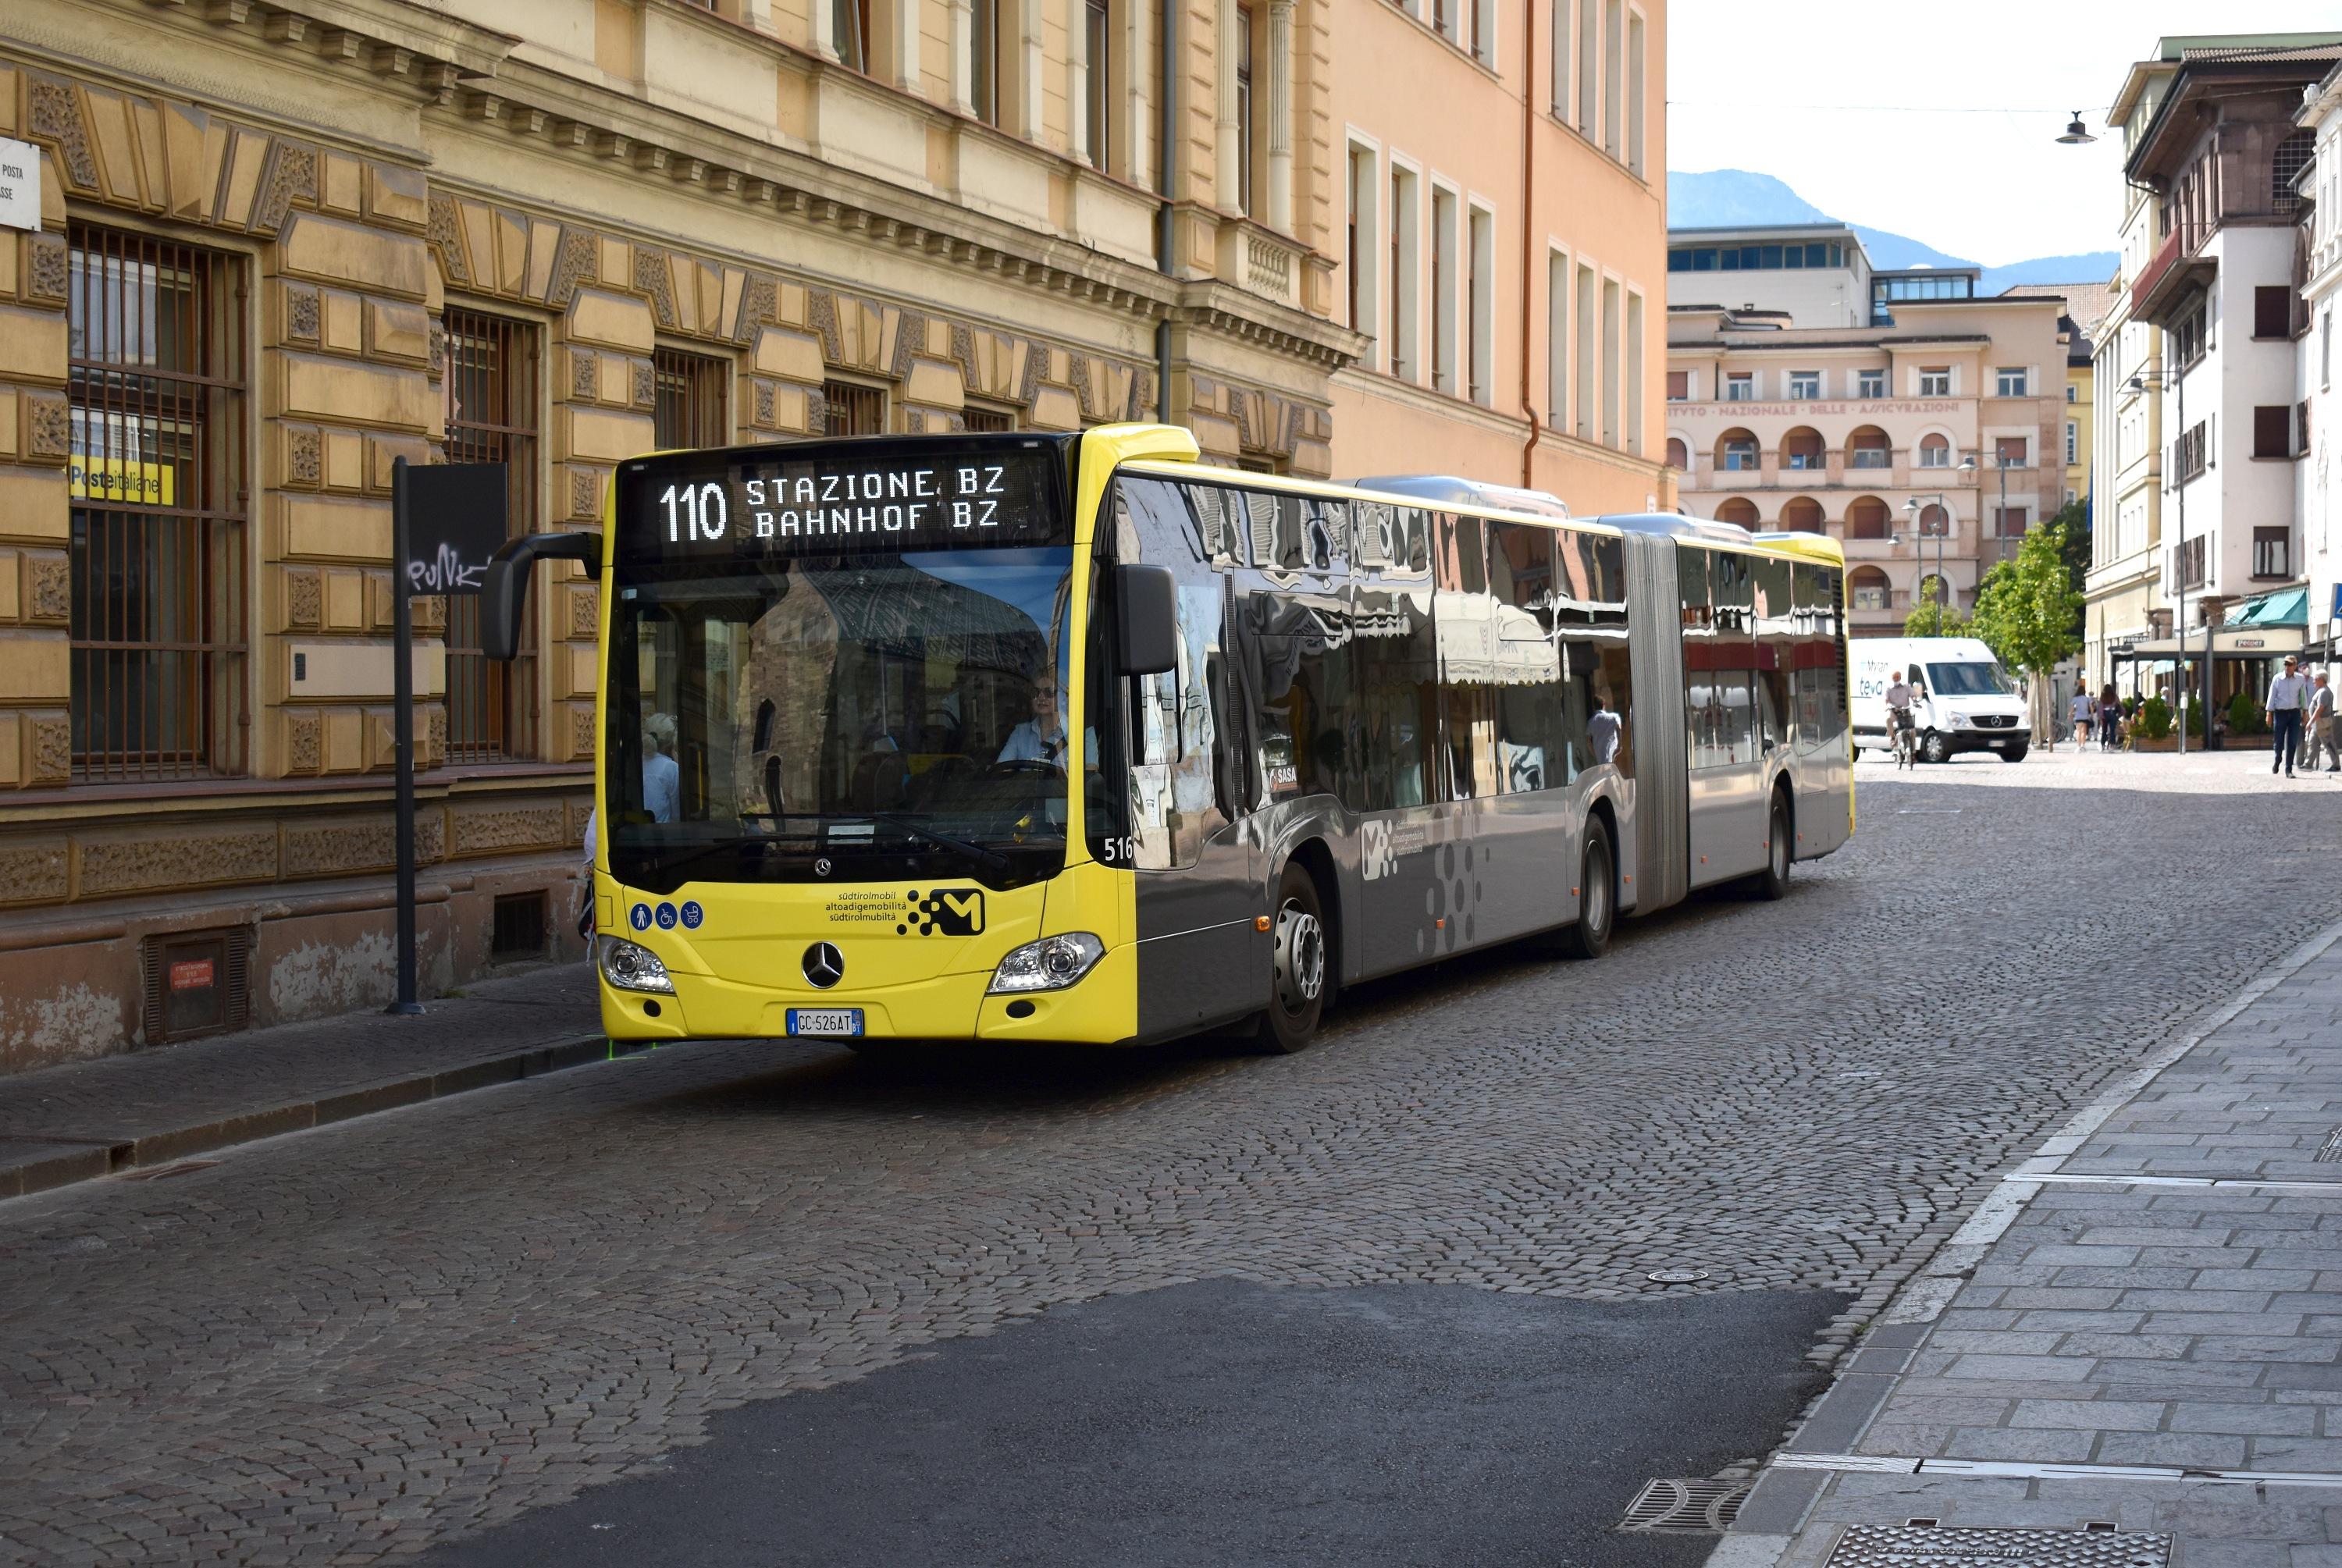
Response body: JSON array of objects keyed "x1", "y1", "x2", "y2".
[{"x1": 387, "y1": 457, "x2": 508, "y2": 1015}]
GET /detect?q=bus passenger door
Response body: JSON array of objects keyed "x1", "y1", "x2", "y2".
[
  {"x1": 1684, "y1": 546, "x2": 1768, "y2": 886},
  {"x1": 1111, "y1": 478, "x2": 1265, "y2": 1040}
]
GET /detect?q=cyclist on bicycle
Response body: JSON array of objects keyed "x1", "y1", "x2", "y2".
[{"x1": 1885, "y1": 669, "x2": 1918, "y2": 769}]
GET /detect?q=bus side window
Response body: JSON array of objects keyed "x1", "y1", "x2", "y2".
[
  {"x1": 1438, "y1": 513, "x2": 1497, "y2": 799},
  {"x1": 1488, "y1": 522, "x2": 1566, "y2": 792},
  {"x1": 1353, "y1": 503, "x2": 1435, "y2": 811}
]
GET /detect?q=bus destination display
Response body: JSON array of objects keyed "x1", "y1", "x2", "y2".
[{"x1": 619, "y1": 447, "x2": 1064, "y2": 561}]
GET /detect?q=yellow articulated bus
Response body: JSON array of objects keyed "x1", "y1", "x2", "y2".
[{"x1": 482, "y1": 423, "x2": 1850, "y2": 1054}]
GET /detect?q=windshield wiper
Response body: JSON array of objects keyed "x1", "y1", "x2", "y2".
[
  {"x1": 640, "y1": 836, "x2": 773, "y2": 883},
  {"x1": 863, "y1": 813, "x2": 1013, "y2": 875}
]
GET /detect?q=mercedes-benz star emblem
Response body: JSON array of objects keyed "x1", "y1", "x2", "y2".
[
  {"x1": 803, "y1": 942, "x2": 845, "y2": 989},
  {"x1": 813, "y1": 856, "x2": 833, "y2": 877}
]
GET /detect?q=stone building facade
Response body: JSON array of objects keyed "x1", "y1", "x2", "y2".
[
  {"x1": 0, "y1": 0, "x2": 1364, "y2": 1069},
  {"x1": 1667, "y1": 226, "x2": 2065, "y2": 639},
  {"x1": 1326, "y1": 0, "x2": 1672, "y2": 513}
]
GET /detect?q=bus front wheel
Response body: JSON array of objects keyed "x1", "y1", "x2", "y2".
[{"x1": 1251, "y1": 863, "x2": 1329, "y2": 1054}]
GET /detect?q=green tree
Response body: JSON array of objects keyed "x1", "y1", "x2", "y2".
[
  {"x1": 1902, "y1": 577, "x2": 1973, "y2": 638},
  {"x1": 1972, "y1": 521, "x2": 2087, "y2": 743},
  {"x1": 2050, "y1": 497, "x2": 2091, "y2": 638}
]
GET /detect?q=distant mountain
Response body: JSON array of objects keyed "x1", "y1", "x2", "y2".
[{"x1": 1667, "y1": 170, "x2": 2117, "y2": 297}]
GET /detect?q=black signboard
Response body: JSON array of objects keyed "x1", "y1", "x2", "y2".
[
  {"x1": 396, "y1": 462, "x2": 507, "y2": 596},
  {"x1": 383, "y1": 457, "x2": 506, "y2": 1017},
  {"x1": 615, "y1": 441, "x2": 1069, "y2": 564}
]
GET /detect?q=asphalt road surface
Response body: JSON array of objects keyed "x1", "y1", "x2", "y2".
[{"x1": 6, "y1": 753, "x2": 2340, "y2": 1566}]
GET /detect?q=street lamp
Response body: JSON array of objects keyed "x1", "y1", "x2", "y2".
[
  {"x1": 1904, "y1": 454, "x2": 1978, "y2": 636},
  {"x1": 2057, "y1": 112, "x2": 2098, "y2": 146},
  {"x1": 2127, "y1": 367, "x2": 2199, "y2": 757}
]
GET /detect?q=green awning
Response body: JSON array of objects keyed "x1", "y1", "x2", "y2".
[{"x1": 2229, "y1": 588, "x2": 2308, "y2": 628}]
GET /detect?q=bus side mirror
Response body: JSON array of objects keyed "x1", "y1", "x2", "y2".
[
  {"x1": 481, "y1": 532, "x2": 603, "y2": 661},
  {"x1": 1116, "y1": 563, "x2": 1178, "y2": 676}
]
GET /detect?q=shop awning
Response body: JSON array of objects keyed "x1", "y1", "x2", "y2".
[
  {"x1": 2116, "y1": 625, "x2": 2305, "y2": 660},
  {"x1": 2227, "y1": 588, "x2": 2308, "y2": 629}
]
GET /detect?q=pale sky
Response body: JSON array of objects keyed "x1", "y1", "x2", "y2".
[{"x1": 1666, "y1": 0, "x2": 2331, "y2": 267}]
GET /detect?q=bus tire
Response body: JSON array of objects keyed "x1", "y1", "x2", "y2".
[
  {"x1": 1251, "y1": 862, "x2": 1330, "y2": 1054},
  {"x1": 1751, "y1": 789, "x2": 1792, "y2": 901},
  {"x1": 1554, "y1": 820, "x2": 1614, "y2": 961}
]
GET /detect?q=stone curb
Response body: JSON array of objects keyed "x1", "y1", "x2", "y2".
[{"x1": 0, "y1": 1036, "x2": 613, "y2": 1202}]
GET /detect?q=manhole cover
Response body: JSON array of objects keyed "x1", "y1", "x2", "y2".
[
  {"x1": 1646, "y1": 1269, "x2": 1708, "y2": 1284},
  {"x1": 1618, "y1": 1478, "x2": 1749, "y2": 1533},
  {"x1": 118, "y1": 1161, "x2": 219, "y2": 1182},
  {"x1": 1824, "y1": 1524, "x2": 2169, "y2": 1566}
]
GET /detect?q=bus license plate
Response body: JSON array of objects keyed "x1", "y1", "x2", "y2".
[{"x1": 787, "y1": 1008, "x2": 863, "y2": 1037}]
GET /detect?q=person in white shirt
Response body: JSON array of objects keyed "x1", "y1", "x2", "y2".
[
  {"x1": 2307, "y1": 672, "x2": 2340, "y2": 774},
  {"x1": 2266, "y1": 656, "x2": 2311, "y2": 779},
  {"x1": 641, "y1": 712, "x2": 682, "y2": 821},
  {"x1": 1883, "y1": 670, "x2": 1917, "y2": 767},
  {"x1": 996, "y1": 676, "x2": 1096, "y2": 769},
  {"x1": 1586, "y1": 695, "x2": 1621, "y2": 766}
]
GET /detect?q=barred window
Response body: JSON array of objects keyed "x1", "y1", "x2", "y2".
[
  {"x1": 961, "y1": 404, "x2": 1015, "y2": 432},
  {"x1": 67, "y1": 225, "x2": 249, "y2": 784},
  {"x1": 821, "y1": 379, "x2": 888, "y2": 436},
  {"x1": 653, "y1": 347, "x2": 729, "y2": 450},
  {"x1": 442, "y1": 306, "x2": 540, "y2": 765}
]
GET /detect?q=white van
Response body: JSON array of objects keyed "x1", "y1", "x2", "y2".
[{"x1": 1849, "y1": 637, "x2": 2030, "y2": 763}]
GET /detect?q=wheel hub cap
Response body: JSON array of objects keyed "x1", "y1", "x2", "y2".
[{"x1": 1274, "y1": 902, "x2": 1323, "y2": 1011}]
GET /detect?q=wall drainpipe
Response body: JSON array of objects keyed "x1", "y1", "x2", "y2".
[
  {"x1": 1155, "y1": 0, "x2": 1179, "y2": 424},
  {"x1": 1518, "y1": 2, "x2": 1540, "y2": 487}
]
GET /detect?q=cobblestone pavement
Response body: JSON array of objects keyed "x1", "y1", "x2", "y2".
[
  {"x1": 6, "y1": 769, "x2": 2342, "y2": 1565},
  {"x1": 1738, "y1": 922, "x2": 2342, "y2": 1566}
]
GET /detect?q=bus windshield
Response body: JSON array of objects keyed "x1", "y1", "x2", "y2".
[
  {"x1": 610, "y1": 548, "x2": 1080, "y2": 893},
  {"x1": 1924, "y1": 661, "x2": 2014, "y2": 696},
  {"x1": 604, "y1": 439, "x2": 1084, "y2": 894}
]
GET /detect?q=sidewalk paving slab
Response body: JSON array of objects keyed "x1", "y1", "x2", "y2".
[
  {"x1": 1717, "y1": 923, "x2": 2342, "y2": 1567},
  {"x1": 0, "y1": 963, "x2": 603, "y2": 1199}
]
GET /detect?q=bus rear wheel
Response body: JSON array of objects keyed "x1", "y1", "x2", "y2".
[
  {"x1": 1251, "y1": 863, "x2": 1329, "y2": 1054},
  {"x1": 1553, "y1": 820, "x2": 1614, "y2": 960}
]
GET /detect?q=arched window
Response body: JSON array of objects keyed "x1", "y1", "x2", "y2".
[
  {"x1": 1666, "y1": 436, "x2": 1689, "y2": 471},
  {"x1": 1717, "y1": 428, "x2": 1760, "y2": 471},
  {"x1": 1917, "y1": 432, "x2": 1951, "y2": 469},
  {"x1": 1781, "y1": 426, "x2": 1825, "y2": 470},
  {"x1": 1781, "y1": 497, "x2": 1824, "y2": 533},
  {"x1": 1716, "y1": 498, "x2": 1760, "y2": 527},
  {"x1": 1846, "y1": 425, "x2": 1891, "y2": 469},
  {"x1": 1847, "y1": 496, "x2": 1890, "y2": 539},
  {"x1": 1917, "y1": 501, "x2": 1950, "y2": 536},
  {"x1": 1849, "y1": 567, "x2": 1891, "y2": 612}
]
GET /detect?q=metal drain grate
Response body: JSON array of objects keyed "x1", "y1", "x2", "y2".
[
  {"x1": 118, "y1": 1161, "x2": 220, "y2": 1182},
  {"x1": 1824, "y1": 1524, "x2": 2170, "y2": 1566},
  {"x1": 1618, "y1": 1478, "x2": 1749, "y2": 1533},
  {"x1": 2315, "y1": 1126, "x2": 2342, "y2": 1163}
]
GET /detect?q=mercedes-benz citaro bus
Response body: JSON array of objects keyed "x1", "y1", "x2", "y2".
[{"x1": 481, "y1": 423, "x2": 1851, "y2": 1055}]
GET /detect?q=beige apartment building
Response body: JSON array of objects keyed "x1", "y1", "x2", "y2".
[
  {"x1": 1666, "y1": 225, "x2": 2065, "y2": 637},
  {"x1": 1328, "y1": 0, "x2": 1671, "y2": 513},
  {"x1": 0, "y1": 0, "x2": 1399, "y2": 1068}
]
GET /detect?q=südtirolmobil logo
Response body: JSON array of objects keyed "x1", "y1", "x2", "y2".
[{"x1": 898, "y1": 887, "x2": 984, "y2": 937}]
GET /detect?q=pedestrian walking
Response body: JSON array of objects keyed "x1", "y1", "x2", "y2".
[
  {"x1": 2308, "y1": 671, "x2": 2341, "y2": 773},
  {"x1": 2267, "y1": 656, "x2": 2311, "y2": 779},
  {"x1": 2098, "y1": 685, "x2": 2123, "y2": 752},
  {"x1": 2069, "y1": 684, "x2": 2094, "y2": 750}
]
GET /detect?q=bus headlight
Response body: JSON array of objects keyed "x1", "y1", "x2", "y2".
[
  {"x1": 988, "y1": 933, "x2": 1105, "y2": 994},
  {"x1": 599, "y1": 935, "x2": 675, "y2": 994}
]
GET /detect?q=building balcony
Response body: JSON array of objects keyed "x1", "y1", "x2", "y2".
[{"x1": 2129, "y1": 223, "x2": 2218, "y2": 325}]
